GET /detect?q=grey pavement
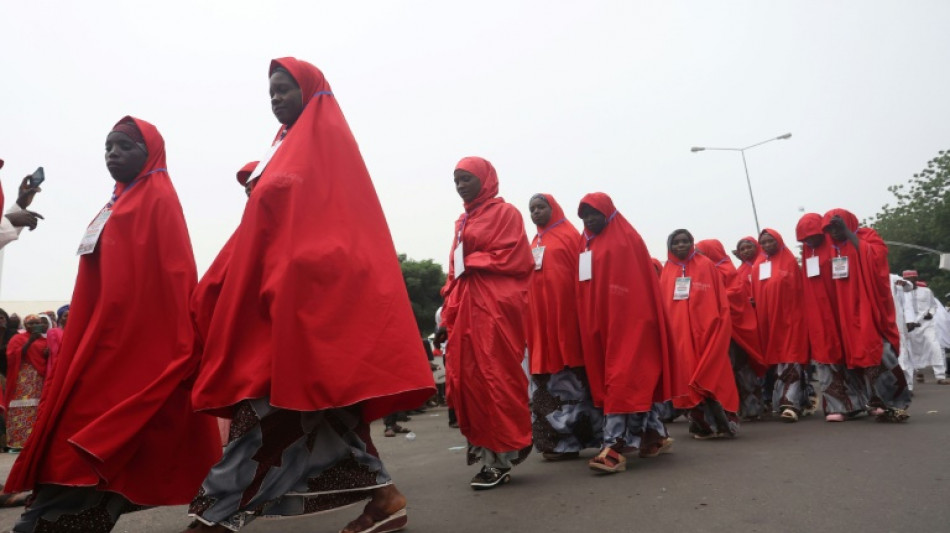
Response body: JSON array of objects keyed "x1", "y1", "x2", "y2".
[{"x1": 1, "y1": 381, "x2": 948, "y2": 533}]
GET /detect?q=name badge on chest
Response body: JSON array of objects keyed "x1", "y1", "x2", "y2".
[
  {"x1": 579, "y1": 250, "x2": 592, "y2": 281},
  {"x1": 806, "y1": 256, "x2": 820, "y2": 278},
  {"x1": 76, "y1": 207, "x2": 112, "y2": 256},
  {"x1": 759, "y1": 261, "x2": 772, "y2": 280},
  {"x1": 532, "y1": 246, "x2": 545, "y2": 271},
  {"x1": 453, "y1": 242, "x2": 465, "y2": 277},
  {"x1": 673, "y1": 277, "x2": 691, "y2": 300},
  {"x1": 832, "y1": 256, "x2": 849, "y2": 279}
]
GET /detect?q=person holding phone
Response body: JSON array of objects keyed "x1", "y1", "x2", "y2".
[{"x1": 0, "y1": 160, "x2": 45, "y2": 248}]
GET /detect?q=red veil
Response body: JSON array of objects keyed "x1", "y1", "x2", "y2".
[
  {"x1": 5, "y1": 117, "x2": 219, "y2": 504},
  {"x1": 795, "y1": 214, "x2": 844, "y2": 365},
  {"x1": 750, "y1": 228, "x2": 809, "y2": 365},
  {"x1": 660, "y1": 239, "x2": 739, "y2": 412},
  {"x1": 190, "y1": 58, "x2": 434, "y2": 420},
  {"x1": 525, "y1": 194, "x2": 585, "y2": 374},
  {"x1": 695, "y1": 239, "x2": 766, "y2": 374},
  {"x1": 441, "y1": 157, "x2": 534, "y2": 452},
  {"x1": 821, "y1": 208, "x2": 899, "y2": 367},
  {"x1": 574, "y1": 193, "x2": 675, "y2": 413}
]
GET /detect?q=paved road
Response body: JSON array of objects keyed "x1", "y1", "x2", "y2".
[{"x1": 2, "y1": 381, "x2": 948, "y2": 533}]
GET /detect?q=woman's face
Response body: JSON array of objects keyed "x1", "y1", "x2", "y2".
[
  {"x1": 24, "y1": 317, "x2": 47, "y2": 335},
  {"x1": 579, "y1": 204, "x2": 607, "y2": 235},
  {"x1": 454, "y1": 169, "x2": 482, "y2": 203},
  {"x1": 670, "y1": 232, "x2": 693, "y2": 260},
  {"x1": 270, "y1": 70, "x2": 304, "y2": 126},
  {"x1": 529, "y1": 197, "x2": 552, "y2": 227},
  {"x1": 737, "y1": 240, "x2": 758, "y2": 262},
  {"x1": 58, "y1": 310, "x2": 69, "y2": 328},
  {"x1": 105, "y1": 132, "x2": 147, "y2": 183},
  {"x1": 759, "y1": 233, "x2": 779, "y2": 256}
]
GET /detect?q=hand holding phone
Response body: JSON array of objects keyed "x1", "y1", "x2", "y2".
[{"x1": 28, "y1": 167, "x2": 45, "y2": 188}]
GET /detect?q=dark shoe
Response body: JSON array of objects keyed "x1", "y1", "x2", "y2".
[
  {"x1": 639, "y1": 437, "x2": 674, "y2": 458},
  {"x1": 915, "y1": 373, "x2": 925, "y2": 383},
  {"x1": 937, "y1": 379, "x2": 950, "y2": 385},
  {"x1": 470, "y1": 466, "x2": 511, "y2": 490},
  {"x1": 396, "y1": 413, "x2": 411, "y2": 422},
  {"x1": 448, "y1": 421, "x2": 459, "y2": 429},
  {"x1": 542, "y1": 451, "x2": 580, "y2": 461}
]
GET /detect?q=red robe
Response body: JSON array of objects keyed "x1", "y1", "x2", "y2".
[
  {"x1": 660, "y1": 248, "x2": 739, "y2": 412},
  {"x1": 4, "y1": 332, "x2": 48, "y2": 408},
  {"x1": 191, "y1": 58, "x2": 434, "y2": 421},
  {"x1": 820, "y1": 208, "x2": 899, "y2": 368},
  {"x1": 734, "y1": 235, "x2": 761, "y2": 301},
  {"x1": 525, "y1": 194, "x2": 585, "y2": 374},
  {"x1": 5, "y1": 117, "x2": 220, "y2": 504},
  {"x1": 751, "y1": 228, "x2": 809, "y2": 365},
  {"x1": 695, "y1": 239, "x2": 767, "y2": 375},
  {"x1": 795, "y1": 213, "x2": 844, "y2": 365},
  {"x1": 441, "y1": 157, "x2": 533, "y2": 452},
  {"x1": 575, "y1": 193, "x2": 675, "y2": 414}
]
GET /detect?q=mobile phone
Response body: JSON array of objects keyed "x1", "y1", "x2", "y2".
[{"x1": 29, "y1": 167, "x2": 45, "y2": 188}]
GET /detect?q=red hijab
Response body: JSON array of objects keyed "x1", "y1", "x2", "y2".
[
  {"x1": 695, "y1": 239, "x2": 766, "y2": 374},
  {"x1": 574, "y1": 193, "x2": 675, "y2": 413},
  {"x1": 190, "y1": 58, "x2": 434, "y2": 420},
  {"x1": 795, "y1": 213, "x2": 844, "y2": 365},
  {"x1": 820, "y1": 208, "x2": 899, "y2": 367},
  {"x1": 660, "y1": 233, "x2": 738, "y2": 411},
  {"x1": 525, "y1": 194, "x2": 584, "y2": 374},
  {"x1": 458, "y1": 156, "x2": 500, "y2": 213},
  {"x1": 751, "y1": 228, "x2": 809, "y2": 365},
  {"x1": 5, "y1": 117, "x2": 220, "y2": 504}
]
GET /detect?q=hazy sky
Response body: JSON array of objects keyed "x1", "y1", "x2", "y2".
[{"x1": 2, "y1": 1, "x2": 949, "y2": 302}]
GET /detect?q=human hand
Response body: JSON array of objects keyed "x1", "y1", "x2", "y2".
[
  {"x1": 6, "y1": 210, "x2": 44, "y2": 230},
  {"x1": 17, "y1": 176, "x2": 42, "y2": 209}
]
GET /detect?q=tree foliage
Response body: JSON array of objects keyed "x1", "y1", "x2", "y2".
[
  {"x1": 398, "y1": 254, "x2": 446, "y2": 336},
  {"x1": 867, "y1": 149, "x2": 950, "y2": 300}
]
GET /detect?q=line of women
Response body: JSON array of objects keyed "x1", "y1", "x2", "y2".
[{"x1": 443, "y1": 166, "x2": 912, "y2": 488}]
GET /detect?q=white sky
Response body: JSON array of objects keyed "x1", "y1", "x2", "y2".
[{"x1": 2, "y1": 1, "x2": 949, "y2": 301}]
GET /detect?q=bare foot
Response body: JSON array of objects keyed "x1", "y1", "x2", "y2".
[{"x1": 340, "y1": 484, "x2": 408, "y2": 533}]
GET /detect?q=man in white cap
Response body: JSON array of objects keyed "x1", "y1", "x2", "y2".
[{"x1": 901, "y1": 270, "x2": 949, "y2": 385}]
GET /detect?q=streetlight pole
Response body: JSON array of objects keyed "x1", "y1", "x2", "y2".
[{"x1": 691, "y1": 132, "x2": 792, "y2": 235}]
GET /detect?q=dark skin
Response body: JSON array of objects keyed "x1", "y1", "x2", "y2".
[
  {"x1": 824, "y1": 215, "x2": 859, "y2": 249},
  {"x1": 23, "y1": 316, "x2": 47, "y2": 339},
  {"x1": 5, "y1": 176, "x2": 44, "y2": 230},
  {"x1": 454, "y1": 170, "x2": 481, "y2": 203},
  {"x1": 759, "y1": 232, "x2": 779, "y2": 257},
  {"x1": 270, "y1": 70, "x2": 304, "y2": 127},
  {"x1": 734, "y1": 239, "x2": 758, "y2": 263},
  {"x1": 105, "y1": 131, "x2": 148, "y2": 184},
  {"x1": 58, "y1": 310, "x2": 68, "y2": 329},
  {"x1": 670, "y1": 232, "x2": 693, "y2": 260},
  {"x1": 801, "y1": 234, "x2": 824, "y2": 249},
  {"x1": 529, "y1": 197, "x2": 552, "y2": 227},
  {"x1": 903, "y1": 275, "x2": 930, "y2": 330},
  {"x1": 578, "y1": 204, "x2": 607, "y2": 235}
]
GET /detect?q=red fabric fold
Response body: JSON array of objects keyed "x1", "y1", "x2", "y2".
[
  {"x1": 525, "y1": 194, "x2": 585, "y2": 374},
  {"x1": 5, "y1": 117, "x2": 220, "y2": 504},
  {"x1": 820, "y1": 208, "x2": 899, "y2": 367},
  {"x1": 750, "y1": 228, "x2": 809, "y2": 365},
  {"x1": 695, "y1": 239, "x2": 767, "y2": 375},
  {"x1": 441, "y1": 157, "x2": 534, "y2": 452},
  {"x1": 574, "y1": 193, "x2": 675, "y2": 413},
  {"x1": 795, "y1": 214, "x2": 844, "y2": 365},
  {"x1": 190, "y1": 58, "x2": 435, "y2": 421},
  {"x1": 660, "y1": 245, "x2": 739, "y2": 412}
]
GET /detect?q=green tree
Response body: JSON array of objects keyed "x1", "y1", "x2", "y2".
[
  {"x1": 867, "y1": 149, "x2": 950, "y2": 300},
  {"x1": 398, "y1": 254, "x2": 446, "y2": 336}
]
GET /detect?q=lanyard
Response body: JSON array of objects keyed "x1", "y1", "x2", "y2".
[
  {"x1": 535, "y1": 218, "x2": 566, "y2": 245},
  {"x1": 671, "y1": 250, "x2": 696, "y2": 277},
  {"x1": 457, "y1": 214, "x2": 468, "y2": 244},
  {"x1": 582, "y1": 211, "x2": 618, "y2": 250},
  {"x1": 108, "y1": 168, "x2": 164, "y2": 207}
]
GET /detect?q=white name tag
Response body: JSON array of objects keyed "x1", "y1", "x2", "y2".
[
  {"x1": 249, "y1": 139, "x2": 283, "y2": 181},
  {"x1": 532, "y1": 246, "x2": 545, "y2": 271},
  {"x1": 806, "y1": 256, "x2": 820, "y2": 278},
  {"x1": 579, "y1": 250, "x2": 592, "y2": 281},
  {"x1": 759, "y1": 261, "x2": 772, "y2": 280},
  {"x1": 453, "y1": 242, "x2": 465, "y2": 277},
  {"x1": 76, "y1": 208, "x2": 112, "y2": 256},
  {"x1": 832, "y1": 256, "x2": 849, "y2": 279},
  {"x1": 673, "y1": 277, "x2": 691, "y2": 300}
]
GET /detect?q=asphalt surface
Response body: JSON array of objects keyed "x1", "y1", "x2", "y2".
[{"x1": 1, "y1": 379, "x2": 948, "y2": 533}]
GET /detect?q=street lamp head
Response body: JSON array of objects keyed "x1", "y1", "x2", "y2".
[
  {"x1": 690, "y1": 147, "x2": 706, "y2": 152},
  {"x1": 777, "y1": 133, "x2": 792, "y2": 140}
]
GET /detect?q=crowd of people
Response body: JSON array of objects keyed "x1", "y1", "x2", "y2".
[{"x1": 0, "y1": 55, "x2": 947, "y2": 533}]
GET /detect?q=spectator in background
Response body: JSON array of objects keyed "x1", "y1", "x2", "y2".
[
  {"x1": 901, "y1": 271, "x2": 948, "y2": 385},
  {"x1": 56, "y1": 305, "x2": 69, "y2": 329},
  {"x1": 4, "y1": 314, "x2": 49, "y2": 452}
]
